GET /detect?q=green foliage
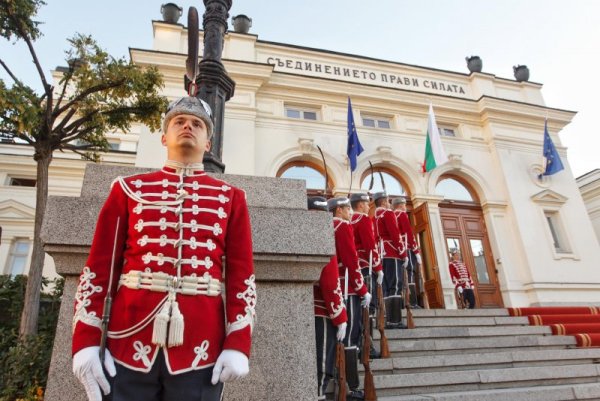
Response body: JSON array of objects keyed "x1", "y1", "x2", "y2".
[
  {"x1": 0, "y1": 0, "x2": 168, "y2": 162},
  {"x1": 0, "y1": 275, "x2": 64, "y2": 401},
  {"x1": 0, "y1": 0, "x2": 45, "y2": 42}
]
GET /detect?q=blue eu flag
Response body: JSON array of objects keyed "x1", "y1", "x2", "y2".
[
  {"x1": 347, "y1": 97, "x2": 364, "y2": 172},
  {"x1": 542, "y1": 120, "x2": 564, "y2": 177}
]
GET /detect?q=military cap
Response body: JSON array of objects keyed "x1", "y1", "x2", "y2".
[
  {"x1": 327, "y1": 197, "x2": 350, "y2": 212},
  {"x1": 163, "y1": 96, "x2": 214, "y2": 138},
  {"x1": 349, "y1": 192, "x2": 370, "y2": 203},
  {"x1": 371, "y1": 191, "x2": 388, "y2": 202},
  {"x1": 308, "y1": 196, "x2": 328, "y2": 211},
  {"x1": 391, "y1": 197, "x2": 407, "y2": 206}
]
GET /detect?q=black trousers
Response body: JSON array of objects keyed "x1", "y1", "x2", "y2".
[
  {"x1": 111, "y1": 351, "x2": 224, "y2": 401},
  {"x1": 342, "y1": 295, "x2": 362, "y2": 348},
  {"x1": 463, "y1": 288, "x2": 476, "y2": 309},
  {"x1": 382, "y1": 258, "x2": 404, "y2": 300},
  {"x1": 315, "y1": 316, "x2": 336, "y2": 397},
  {"x1": 360, "y1": 268, "x2": 379, "y2": 314}
]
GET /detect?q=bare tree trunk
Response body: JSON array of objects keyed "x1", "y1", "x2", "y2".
[{"x1": 19, "y1": 150, "x2": 51, "y2": 337}]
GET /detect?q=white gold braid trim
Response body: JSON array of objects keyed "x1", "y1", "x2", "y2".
[
  {"x1": 227, "y1": 274, "x2": 257, "y2": 335},
  {"x1": 73, "y1": 267, "x2": 103, "y2": 332},
  {"x1": 330, "y1": 285, "x2": 345, "y2": 319}
]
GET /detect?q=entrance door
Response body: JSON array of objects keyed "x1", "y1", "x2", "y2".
[
  {"x1": 439, "y1": 206, "x2": 503, "y2": 308},
  {"x1": 412, "y1": 203, "x2": 445, "y2": 308}
]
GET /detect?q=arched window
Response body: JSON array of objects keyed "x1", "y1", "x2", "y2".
[
  {"x1": 435, "y1": 177, "x2": 475, "y2": 202},
  {"x1": 277, "y1": 160, "x2": 332, "y2": 195},
  {"x1": 360, "y1": 167, "x2": 406, "y2": 196}
]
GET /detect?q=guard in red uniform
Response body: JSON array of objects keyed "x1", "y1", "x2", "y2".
[
  {"x1": 72, "y1": 97, "x2": 256, "y2": 401},
  {"x1": 308, "y1": 197, "x2": 348, "y2": 400},
  {"x1": 449, "y1": 249, "x2": 476, "y2": 309},
  {"x1": 328, "y1": 197, "x2": 370, "y2": 401},
  {"x1": 350, "y1": 192, "x2": 383, "y2": 359},
  {"x1": 373, "y1": 191, "x2": 407, "y2": 329},
  {"x1": 392, "y1": 197, "x2": 422, "y2": 308}
]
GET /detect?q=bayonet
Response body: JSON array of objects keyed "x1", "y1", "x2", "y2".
[{"x1": 186, "y1": 7, "x2": 200, "y2": 95}]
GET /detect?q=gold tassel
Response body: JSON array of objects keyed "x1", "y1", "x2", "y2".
[
  {"x1": 168, "y1": 300, "x2": 184, "y2": 347},
  {"x1": 152, "y1": 300, "x2": 171, "y2": 346}
]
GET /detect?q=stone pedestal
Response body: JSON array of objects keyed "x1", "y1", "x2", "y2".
[{"x1": 42, "y1": 164, "x2": 334, "y2": 401}]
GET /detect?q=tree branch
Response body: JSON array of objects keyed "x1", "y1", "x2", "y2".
[
  {"x1": 52, "y1": 107, "x2": 78, "y2": 137},
  {"x1": 0, "y1": 58, "x2": 23, "y2": 86},
  {"x1": 53, "y1": 78, "x2": 126, "y2": 117},
  {"x1": 7, "y1": 7, "x2": 51, "y2": 94},
  {"x1": 53, "y1": 72, "x2": 73, "y2": 114},
  {"x1": 59, "y1": 125, "x2": 98, "y2": 145}
]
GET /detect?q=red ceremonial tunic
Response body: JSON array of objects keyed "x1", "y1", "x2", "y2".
[
  {"x1": 313, "y1": 256, "x2": 348, "y2": 327},
  {"x1": 350, "y1": 213, "x2": 382, "y2": 272},
  {"x1": 374, "y1": 207, "x2": 406, "y2": 259},
  {"x1": 72, "y1": 166, "x2": 255, "y2": 374},
  {"x1": 333, "y1": 218, "x2": 367, "y2": 297},
  {"x1": 394, "y1": 210, "x2": 420, "y2": 254},
  {"x1": 449, "y1": 260, "x2": 474, "y2": 289}
]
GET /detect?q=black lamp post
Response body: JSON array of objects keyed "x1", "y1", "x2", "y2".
[{"x1": 185, "y1": 0, "x2": 235, "y2": 173}]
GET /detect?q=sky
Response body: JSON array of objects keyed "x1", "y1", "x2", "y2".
[{"x1": 1, "y1": 0, "x2": 599, "y2": 178}]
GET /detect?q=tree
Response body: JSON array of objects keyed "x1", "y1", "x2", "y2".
[{"x1": 0, "y1": 0, "x2": 168, "y2": 337}]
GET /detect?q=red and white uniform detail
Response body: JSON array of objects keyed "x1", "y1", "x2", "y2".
[
  {"x1": 374, "y1": 207, "x2": 406, "y2": 259},
  {"x1": 350, "y1": 213, "x2": 382, "y2": 272},
  {"x1": 72, "y1": 166, "x2": 255, "y2": 374},
  {"x1": 333, "y1": 218, "x2": 367, "y2": 297},
  {"x1": 313, "y1": 256, "x2": 348, "y2": 327},
  {"x1": 449, "y1": 260, "x2": 474, "y2": 290},
  {"x1": 394, "y1": 210, "x2": 420, "y2": 254}
]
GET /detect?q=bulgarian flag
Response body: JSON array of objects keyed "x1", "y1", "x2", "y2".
[{"x1": 422, "y1": 103, "x2": 448, "y2": 172}]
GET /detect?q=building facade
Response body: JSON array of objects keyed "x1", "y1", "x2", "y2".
[{"x1": 2, "y1": 19, "x2": 599, "y2": 307}]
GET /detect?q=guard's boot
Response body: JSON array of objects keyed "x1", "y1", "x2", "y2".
[
  {"x1": 384, "y1": 298, "x2": 396, "y2": 329},
  {"x1": 391, "y1": 297, "x2": 406, "y2": 329},
  {"x1": 409, "y1": 284, "x2": 421, "y2": 308},
  {"x1": 345, "y1": 346, "x2": 364, "y2": 400}
]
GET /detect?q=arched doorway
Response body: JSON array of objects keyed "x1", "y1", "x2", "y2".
[
  {"x1": 277, "y1": 160, "x2": 333, "y2": 197},
  {"x1": 436, "y1": 176, "x2": 503, "y2": 308}
]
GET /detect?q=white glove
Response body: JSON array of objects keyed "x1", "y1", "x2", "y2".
[
  {"x1": 415, "y1": 253, "x2": 422, "y2": 265},
  {"x1": 211, "y1": 349, "x2": 249, "y2": 384},
  {"x1": 72, "y1": 346, "x2": 116, "y2": 401},
  {"x1": 336, "y1": 322, "x2": 347, "y2": 342},
  {"x1": 402, "y1": 257, "x2": 409, "y2": 268},
  {"x1": 361, "y1": 292, "x2": 372, "y2": 308},
  {"x1": 376, "y1": 271, "x2": 384, "y2": 285},
  {"x1": 457, "y1": 286, "x2": 463, "y2": 294}
]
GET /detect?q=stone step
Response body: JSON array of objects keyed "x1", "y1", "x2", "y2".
[
  {"x1": 364, "y1": 348, "x2": 600, "y2": 374},
  {"x1": 376, "y1": 382, "x2": 600, "y2": 401},
  {"x1": 412, "y1": 316, "x2": 529, "y2": 327},
  {"x1": 411, "y1": 308, "x2": 509, "y2": 318},
  {"x1": 387, "y1": 334, "x2": 576, "y2": 357},
  {"x1": 372, "y1": 364, "x2": 600, "y2": 396},
  {"x1": 375, "y1": 324, "x2": 552, "y2": 340}
]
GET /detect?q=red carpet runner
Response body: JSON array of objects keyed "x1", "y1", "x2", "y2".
[{"x1": 507, "y1": 307, "x2": 600, "y2": 347}]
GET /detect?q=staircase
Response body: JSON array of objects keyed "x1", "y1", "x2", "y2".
[{"x1": 366, "y1": 308, "x2": 600, "y2": 400}]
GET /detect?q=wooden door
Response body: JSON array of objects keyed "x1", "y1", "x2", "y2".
[
  {"x1": 439, "y1": 205, "x2": 503, "y2": 308},
  {"x1": 412, "y1": 203, "x2": 445, "y2": 308}
]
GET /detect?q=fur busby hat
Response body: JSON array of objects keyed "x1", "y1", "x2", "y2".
[
  {"x1": 371, "y1": 191, "x2": 388, "y2": 202},
  {"x1": 308, "y1": 196, "x2": 328, "y2": 211},
  {"x1": 391, "y1": 197, "x2": 407, "y2": 206},
  {"x1": 163, "y1": 96, "x2": 214, "y2": 138},
  {"x1": 327, "y1": 197, "x2": 350, "y2": 212}
]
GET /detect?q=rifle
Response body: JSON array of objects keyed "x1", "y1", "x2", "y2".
[
  {"x1": 417, "y1": 257, "x2": 430, "y2": 309},
  {"x1": 100, "y1": 217, "x2": 121, "y2": 363},
  {"x1": 334, "y1": 341, "x2": 347, "y2": 401},
  {"x1": 455, "y1": 287, "x2": 467, "y2": 309},
  {"x1": 362, "y1": 301, "x2": 377, "y2": 401},
  {"x1": 403, "y1": 262, "x2": 415, "y2": 329},
  {"x1": 376, "y1": 283, "x2": 390, "y2": 358}
]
